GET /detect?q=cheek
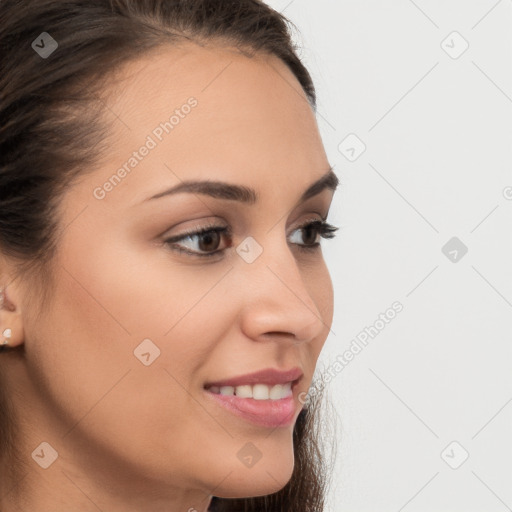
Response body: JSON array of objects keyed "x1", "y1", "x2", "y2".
[
  {"x1": 25, "y1": 233, "x2": 224, "y2": 443},
  {"x1": 23, "y1": 259, "x2": 230, "y2": 478},
  {"x1": 303, "y1": 261, "x2": 334, "y2": 359},
  {"x1": 306, "y1": 259, "x2": 334, "y2": 325}
]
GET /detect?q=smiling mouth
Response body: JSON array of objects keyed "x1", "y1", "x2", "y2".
[
  {"x1": 204, "y1": 380, "x2": 299, "y2": 400},
  {"x1": 203, "y1": 381, "x2": 301, "y2": 428}
]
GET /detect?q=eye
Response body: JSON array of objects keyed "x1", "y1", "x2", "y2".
[
  {"x1": 163, "y1": 222, "x2": 231, "y2": 258},
  {"x1": 163, "y1": 219, "x2": 339, "y2": 259},
  {"x1": 289, "y1": 219, "x2": 338, "y2": 252}
]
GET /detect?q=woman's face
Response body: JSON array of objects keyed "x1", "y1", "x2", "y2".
[{"x1": 10, "y1": 44, "x2": 337, "y2": 511}]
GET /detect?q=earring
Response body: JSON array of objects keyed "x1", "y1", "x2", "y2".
[
  {"x1": 0, "y1": 289, "x2": 10, "y2": 350},
  {"x1": 1, "y1": 328, "x2": 10, "y2": 347}
]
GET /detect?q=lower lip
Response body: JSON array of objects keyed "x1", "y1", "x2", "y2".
[{"x1": 204, "y1": 389, "x2": 297, "y2": 428}]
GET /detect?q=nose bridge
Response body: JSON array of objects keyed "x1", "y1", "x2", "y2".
[{"x1": 236, "y1": 234, "x2": 326, "y2": 343}]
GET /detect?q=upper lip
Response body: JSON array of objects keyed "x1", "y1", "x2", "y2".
[{"x1": 204, "y1": 367, "x2": 303, "y2": 388}]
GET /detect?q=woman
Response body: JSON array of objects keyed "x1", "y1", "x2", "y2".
[{"x1": 0, "y1": 1, "x2": 339, "y2": 510}]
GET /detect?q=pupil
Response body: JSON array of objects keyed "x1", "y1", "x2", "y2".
[
  {"x1": 303, "y1": 226, "x2": 316, "y2": 245},
  {"x1": 199, "y1": 232, "x2": 219, "y2": 251}
]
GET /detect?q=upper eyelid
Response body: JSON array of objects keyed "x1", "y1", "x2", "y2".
[
  {"x1": 167, "y1": 216, "x2": 326, "y2": 241},
  {"x1": 164, "y1": 219, "x2": 333, "y2": 257},
  {"x1": 162, "y1": 218, "x2": 338, "y2": 259}
]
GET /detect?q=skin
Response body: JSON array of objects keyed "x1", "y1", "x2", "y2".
[{"x1": 0, "y1": 42, "x2": 336, "y2": 512}]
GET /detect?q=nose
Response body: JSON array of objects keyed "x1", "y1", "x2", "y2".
[{"x1": 236, "y1": 238, "x2": 329, "y2": 345}]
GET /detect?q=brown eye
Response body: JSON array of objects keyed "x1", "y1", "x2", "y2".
[
  {"x1": 163, "y1": 220, "x2": 338, "y2": 259},
  {"x1": 163, "y1": 224, "x2": 232, "y2": 258},
  {"x1": 289, "y1": 220, "x2": 339, "y2": 251},
  {"x1": 301, "y1": 223, "x2": 319, "y2": 245},
  {"x1": 196, "y1": 231, "x2": 221, "y2": 252}
]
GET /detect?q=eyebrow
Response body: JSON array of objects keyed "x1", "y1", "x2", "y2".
[{"x1": 145, "y1": 167, "x2": 339, "y2": 205}]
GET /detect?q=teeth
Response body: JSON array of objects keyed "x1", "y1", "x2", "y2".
[
  {"x1": 219, "y1": 385, "x2": 234, "y2": 396},
  {"x1": 269, "y1": 384, "x2": 286, "y2": 400},
  {"x1": 253, "y1": 384, "x2": 269, "y2": 400},
  {"x1": 211, "y1": 382, "x2": 293, "y2": 400},
  {"x1": 235, "y1": 384, "x2": 253, "y2": 398}
]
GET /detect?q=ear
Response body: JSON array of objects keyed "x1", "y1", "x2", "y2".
[{"x1": 0, "y1": 285, "x2": 24, "y2": 350}]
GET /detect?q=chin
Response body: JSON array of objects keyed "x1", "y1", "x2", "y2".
[{"x1": 211, "y1": 457, "x2": 295, "y2": 499}]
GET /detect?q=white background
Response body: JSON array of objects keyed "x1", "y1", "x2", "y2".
[{"x1": 266, "y1": 1, "x2": 512, "y2": 511}]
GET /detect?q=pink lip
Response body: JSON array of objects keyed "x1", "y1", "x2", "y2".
[
  {"x1": 204, "y1": 366, "x2": 303, "y2": 388},
  {"x1": 204, "y1": 389, "x2": 299, "y2": 428}
]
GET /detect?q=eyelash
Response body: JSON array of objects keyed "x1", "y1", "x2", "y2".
[{"x1": 163, "y1": 219, "x2": 339, "y2": 259}]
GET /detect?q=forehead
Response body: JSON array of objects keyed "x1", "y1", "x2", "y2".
[
  {"x1": 78, "y1": 42, "x2": 328, "y2": 208},
  {"x1": 108, "y1": 41, "x2": 310, "y2": 111},
  {"x1": 107, "y1": 43, "x2": 315, "y2": 128}
]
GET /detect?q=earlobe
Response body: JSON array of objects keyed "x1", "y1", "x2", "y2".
[
  {"x1": 0, "y1": 287, "x2": 24, "y2": 351},
  {"x1": 1, "y1": 327, "x2": 11, "y2": 348}
]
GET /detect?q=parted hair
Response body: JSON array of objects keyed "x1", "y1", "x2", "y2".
[{"x1": 0, "y1": 1, "x2": 336, "y2": 510}]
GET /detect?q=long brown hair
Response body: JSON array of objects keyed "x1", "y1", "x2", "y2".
[{"x1": 0, "y1": 1, "x2": 337, "y2": 510}]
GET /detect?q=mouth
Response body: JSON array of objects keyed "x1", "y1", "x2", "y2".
[
  {"x1": 203, "y1": 369, "x2": 303, "y2": 428},
  {"x1": 203, "y1": 378, "x2": 301, "y2": 400},
  {"x1": 203, "y1": 366, "x2": 303, "y2": 393}
]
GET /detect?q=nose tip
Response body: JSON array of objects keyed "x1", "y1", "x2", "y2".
[
  {"x1": 246, "y1": 313, "x2": 326, "y2": 347},
  {"x1": 239, "y1": 276, "x2": 328, "y2": 346},
  {"x1": 264, "y1": 264, "x2": 329, "y2": 342},
  {"x1": 235, "y1": 231, "x2": 333, "y2": 346},
  {"x1": 267, "y1": 311, "x2": 327, "y2": 341}
]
